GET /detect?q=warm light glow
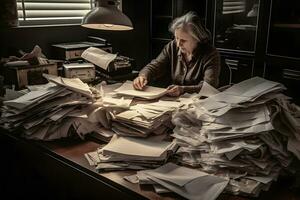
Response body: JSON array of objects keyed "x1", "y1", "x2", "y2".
[
  {"x1": 81, "y1": 23, "x2": 133, "y2": 30},
  {"x1": 81, "y1": 0, "x2": 133, "y2": 31}
]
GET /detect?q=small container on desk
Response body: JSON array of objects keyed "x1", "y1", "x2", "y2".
[{"x1": 5, "y1": 62, "x2": 57, "y2": 90}]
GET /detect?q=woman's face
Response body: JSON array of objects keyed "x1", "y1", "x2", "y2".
[{"x1": 175, "y1": 28, "x2": 198, "y2": 55}]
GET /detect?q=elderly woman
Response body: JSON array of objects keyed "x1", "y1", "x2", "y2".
[{"x1": 133, "y1": 11, "x2": 221, "y2": 97}]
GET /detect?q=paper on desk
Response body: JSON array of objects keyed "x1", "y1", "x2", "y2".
[
  {"x1": 116, "y1": 110, "x2": 141, "y2": 120},
  {"x1": 207, "y1": 122, "x2": 273, "y2": 134},
  {"x1": 3, "y1": 85, "x2": 63, "y2": 110},
  {"x1": 27, "y1": 82, "x2": 57, "y2": 91},
  {"x1": 198, "y1": 81, "x2": 220, "y2": 97},
  {"x1": 102, "y1": 134, "x2": 173, "y2": 157},
  {"x1": 103, "y1": 96, "x2": 132, "y2": 107},
  {"x1": 153, "y1": 184, "x2": 171, "y2": 194},
  {"x1": 94, "y1": 82, "x2": 123, "y2": 96},
  {"x1": 123, "y1": 174, "x2": 140, "y2": 184},
  {"x1": 202, "y1": 114, "x2": 270, "y2": 130},
  {"x1": 3, "y1": 90, "x2": 51, "y2": 109},
  {"x1": 225, "y1": 149, "x2": 244, "y2": 160},
  {"x1": 96, "y1": 162, "x2": 146, "y2": 171},
  {"x1": 211, "y1": 140, "x2": 262, "y2": 154},
  {"x1": 198, "y1": 77, "x2": 285, "y2": 116},
  {"x1": 245, "y1": 176, "x2": 274, "y2": 184},
  {"x1": 81, "y1": 47, "x2": 117, "y2": 70},
  {"x1": 50, "y1": 106, "x2": 76, "y2": 121},
  {"x1": 128, "y1": 105, "x2": 168, "y2": 119},
  {"x1": 2, "y1": 88, "x2": 28, "y2": 102},
  {"x1": 287, "y1": 137, "x2": 300, "y2": 160},
  {"x1": 114, "y1": 80, "x2": 168, "y2": 100},
  {"x1": 85, "y1": 151, "x2": 100, "y2": 166},
  {"x1": 111, "y1": 122, "x2": 149, "y2": 137},
  {"x1": 43, "y1": 74, "x2": 92, "y2": 98},
  {"x1": 224, "y1": 77, "x2": 278, "y2": 96},
  {"x1": 143, "y1": 163, "x2": 229, "y2": 200},
  {"x1": 147, "y1": 100, "x2": 183, "y2": 109}
]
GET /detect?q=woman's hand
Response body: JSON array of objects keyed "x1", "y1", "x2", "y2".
[
  {"x1": 133, "y1": 76, "x2": 148, "y2": 90},
  {"x1": 166, "y1": 85, "x2": 184, "y2": 97}
]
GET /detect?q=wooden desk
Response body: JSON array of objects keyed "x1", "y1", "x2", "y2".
[{"x1": 1, "y1": 130, "x2": 300, "y2": 200}]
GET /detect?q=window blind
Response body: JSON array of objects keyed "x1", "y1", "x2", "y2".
[
  {"x1": 222, "y1": 0, "x2": 246, "y2": 15},
  {"x1": 17, "y1": 0, "x2": 92, "y2": 26}
]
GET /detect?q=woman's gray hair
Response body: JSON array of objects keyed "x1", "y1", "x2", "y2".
[{"x1": 169, "y1": 11, "x2": 211, "y2": 44}]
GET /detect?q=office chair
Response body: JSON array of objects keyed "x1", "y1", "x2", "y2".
[{"x1": 218, "y1": 58, "x2": 235, "y2": 91}]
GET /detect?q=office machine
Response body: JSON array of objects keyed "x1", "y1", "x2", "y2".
[
  {"x1": 63, "y1": 62, "x2": 95, "y2": 82},
  {"x1": 81, "y1": 47, "x2": 135, "y2": 76},
  {"x1": 5, "y1": 62, "x2": 57, "y2": 89},
  {"x1": 52, "y1": 37, "x2": 112, "y2": 61}
]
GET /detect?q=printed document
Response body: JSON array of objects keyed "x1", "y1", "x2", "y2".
[
  {"x1": 114, "y1": 80, "x2": 167, "y2": 99},
  {"x1": 81, "y1": 47, "x2": 117, "y2": 70}
]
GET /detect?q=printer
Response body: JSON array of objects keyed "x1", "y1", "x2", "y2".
[
  {"x1": 52, "y1": 37, "x2": 112, "y2": 82},
  {"x1": 63, "y1": 62, "x2": 95, "y2": 82},
  {"x1": 52, "y1": 37, "x2": 112, "y2": 61}
]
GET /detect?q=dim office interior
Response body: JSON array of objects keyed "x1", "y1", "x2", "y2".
[{"x1": 0, "y1": 0, "x2": 300, "y2": 200}]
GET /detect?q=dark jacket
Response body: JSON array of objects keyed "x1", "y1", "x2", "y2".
[{"x1": 139, "y1": 40, "x2": 221, "y2": 93}]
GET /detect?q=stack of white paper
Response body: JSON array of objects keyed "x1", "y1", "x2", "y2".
[
  {"x1": 109, "y1": 99, "x2": 181, "y2": 137},
  {"x1": 85, "y1": 134, "x2": 178, "y2": 171},
  {"x1": 171, "y1": 77, "x2": 300, "y2": 197},
  {"x1": 125, "y1": 162, "x2": 229, "y2": 200},
  {"x1": 0, "y1": 75, "x2": 108, "y2": 141}
]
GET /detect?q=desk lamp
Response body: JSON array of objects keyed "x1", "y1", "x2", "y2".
[{"x1": 81, "y1": 0, "x2": 133, "y2": 30}]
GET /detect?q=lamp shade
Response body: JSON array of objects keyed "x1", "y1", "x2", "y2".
[{"x1": 81, "y1": 0, "x2": 133, "y2": 30}]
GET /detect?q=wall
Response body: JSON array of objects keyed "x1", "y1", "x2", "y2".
[{"x1": 0, "y1": 0, "x2": 150, "y2": 69}]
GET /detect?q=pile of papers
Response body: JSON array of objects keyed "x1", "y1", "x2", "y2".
[
  {"x1": 110, "y1": 100, "x2": 182, "y2": 137},
  {"x1": 85, "y1": 134, "x2": 178, "y2": 171},
  {"x1": 171, "y1": 77, "x2": 300, "y2": 197},
  {"x1": 125, "y1": 162, "x2": 229, "y2": 200},
  {"x1": 93, "y1": 82, "x2": 179, "y2": 138},
  {"x1": 0, "y1": 75, "x2": 106, "y2": 140}
]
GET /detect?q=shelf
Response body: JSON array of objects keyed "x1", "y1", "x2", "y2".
[
  {"x1": 213, "y1": 0, "x2": 259, "y2": 52},
  {"x1": 152, "y1": 37, "x2": 172, "y2": 42},
  {"x1": 273, "y1": 23, "x2": 300, "y2": 29}
]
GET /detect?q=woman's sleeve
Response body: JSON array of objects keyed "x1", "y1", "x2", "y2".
[
  {"x1": 202, "y1": 48, "x2": 221, "y2": 88},
  {"x1": 139, "y1": 43, "x2": 171, "y2": 82},
  {"x1": 182, "y1": 48, "x2": 221, "y2": 94}
]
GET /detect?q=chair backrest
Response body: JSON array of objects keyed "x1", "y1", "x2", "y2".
[{"x1": 219, "y1": 58, "x2": 234, "y2": 87}]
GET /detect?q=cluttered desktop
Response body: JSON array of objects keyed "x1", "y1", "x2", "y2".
[{"x1": 0, "y1": 39, "x2": 300, "y2": 199}]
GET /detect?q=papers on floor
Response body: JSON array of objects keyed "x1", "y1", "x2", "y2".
[
  {"x1": 171, "y1": 77, "x2": 300, "y2": 197},
  {"x1": 114, "y1": 80, "x2": 168, "y2": 100},
  {"x1": 85, "y1": 134, "x2": 178, "y2": 171}
]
